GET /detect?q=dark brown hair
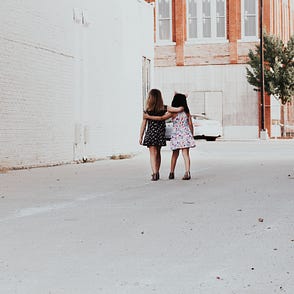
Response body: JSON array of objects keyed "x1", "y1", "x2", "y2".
[
  {"x1": 171, "y1": 93, "x2": 190, "y2": 114},
  {"x1": 145, "y1": 89, "x2": 165, "y2": 113}
]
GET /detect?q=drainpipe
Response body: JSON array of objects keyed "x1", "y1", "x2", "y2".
[{"x1": 259, "y1": 0, "x2": 268, "y2": 139}]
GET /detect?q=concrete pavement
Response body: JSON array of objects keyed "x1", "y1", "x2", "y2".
[{"x1": 0, "y1": 140, "x2": 294, "y2": 294}]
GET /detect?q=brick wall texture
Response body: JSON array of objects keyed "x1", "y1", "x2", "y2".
[
  {"x1": 153, "y1": 0, "x2": 294, "y2": 67},
  {"x1": 0, "y1": 1, "x2": 76, "y2": 167},
  {"x1": 0, "y1": 0, "x2": 154, "y2": 168}
]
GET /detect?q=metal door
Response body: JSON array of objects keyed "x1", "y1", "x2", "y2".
[{"x1": 188, "y1": 91, "x2": 223, "y2": 123}]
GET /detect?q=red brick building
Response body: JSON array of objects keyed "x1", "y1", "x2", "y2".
[{"x1": 146, "y1": 0, "x2": 294, "y2": 139}]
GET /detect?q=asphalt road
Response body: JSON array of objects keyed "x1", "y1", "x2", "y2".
[{"x1": 0, "y1": 140, "x2": 294, "y2": 294}]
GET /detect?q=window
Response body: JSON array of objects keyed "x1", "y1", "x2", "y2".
[
  {"x1": 157, "y1": 0, "x2": 172, "y2": 42},
  {"x1": 203, "y1": 0, "x2": 212, "y2": 38},
  {"x1": 187, "y1": 0, "x2": 226, "y2": 41},
  {"x1": 242, "y1": 0, "x2": 258, "y2": 38},
  {"x1": 188, "y1": 0, "x2": 198, "y2": 38},
  {"x1": 216, "y1": 0, "x2": 226, "y2": 37}
]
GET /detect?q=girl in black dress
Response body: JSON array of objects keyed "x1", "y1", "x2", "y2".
[{"x1": 139, "y1": 89, "x2": 182, "y2": 181}]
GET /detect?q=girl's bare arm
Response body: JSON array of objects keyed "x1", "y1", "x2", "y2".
[
  {"x1": 139, "y1": 119, "x2": 147, "y2": 145},
  {"x1": 167, "y1": 106, "x2": 184, "y2": 113},
  {"x1": 143, "y1": 111, "x2": 172, "y2": 121}
]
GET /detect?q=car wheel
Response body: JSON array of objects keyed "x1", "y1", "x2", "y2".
[{"x1": 206, "y1": 136, "x2": 217, "y2": 141}]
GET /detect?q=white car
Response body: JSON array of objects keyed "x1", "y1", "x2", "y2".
[{"x1": 165, "y1": 114, "x2": 222, "y2": 141}]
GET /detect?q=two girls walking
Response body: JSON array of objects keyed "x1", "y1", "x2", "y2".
[
  {"x1": 139, "y1": 89, "x2": 182, "y2": 181},
  {"x1": 140, "y1": 89, "x2": 195, "y2": 181}
]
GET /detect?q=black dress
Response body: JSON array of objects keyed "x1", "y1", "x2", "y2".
[{"x1": 143, "y1": 106, "x2": 167, "y2": 147}]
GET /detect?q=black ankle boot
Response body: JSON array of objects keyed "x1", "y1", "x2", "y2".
[
  {"x1": 168, "y1": 172, "x2": 174, "y2": 179},
  {"x1": 151, "y1": 173, "x2": 159, "y2": 181},
  {"x1": 182, "y1": 172, "x2": 191, "y2": 180}
]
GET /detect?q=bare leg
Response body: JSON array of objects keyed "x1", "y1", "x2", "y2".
[
  {"x1": 182, "y1": 148, "x2": 190, "y2": 172},
  {"x1": 155, "y1": 146, "x2": 162, "y2": 174},
  {"x1": 149, "y1": 146, "x2": 157, "y2": 175},
  {"x1": 170, "y1": 149, "x2": 179, "y2": 173},
  {"x1": 182, "y1": 148, "x2": 191, "y2": 179}
]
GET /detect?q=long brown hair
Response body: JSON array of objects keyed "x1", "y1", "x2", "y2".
[{"x1": 145, "y1": 89, "x2": 165, "y2": 113}]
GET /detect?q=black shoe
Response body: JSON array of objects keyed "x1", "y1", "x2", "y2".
[
  {"x1": 151, "y1": 173, "x2": 159, "y2": 181},
  {"x1": 182, "y1": 172, "x2": 191, "y2": 180},
  {"x1": 168, "y1": 172, "x2": 174, "y2": 180}
]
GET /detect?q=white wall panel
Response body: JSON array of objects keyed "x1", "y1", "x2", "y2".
[
  {"x1": 154, "y1": 64, "x2": 259, "y2": 139},
  {"x1": 0, "y1": 0, "x2": 154, "y2": 168}
]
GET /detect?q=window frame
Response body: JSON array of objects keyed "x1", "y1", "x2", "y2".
[
  {"x1": 241, "y1": 0, "x2": 259, "y2": 41},
  {"x1": 156, "y1": 0, "x2": 174, "y2": 44},
  {"x1": 186, "y1": 0, "x2": 227, "y2": 44}
]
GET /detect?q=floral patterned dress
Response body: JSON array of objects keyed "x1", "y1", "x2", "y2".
[{"x1": 170, "y1": 111, "x2": 195, "y2": 151}]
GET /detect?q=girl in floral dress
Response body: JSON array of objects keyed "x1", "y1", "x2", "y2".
[{"x1": 144, "y1": 93, "x2": 195, "y2": 180}]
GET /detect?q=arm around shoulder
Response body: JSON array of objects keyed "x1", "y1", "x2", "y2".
[
  {"x1": 167, "y1": 106, "x2": 184, "y2": 113},
  {"x1": 143, "y1": 112, "x2": 172, "y2": 121}
]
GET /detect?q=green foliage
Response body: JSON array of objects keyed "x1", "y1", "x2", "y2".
[{"x1": 246, "y1": 33, "x2": 294, "y2": 104}]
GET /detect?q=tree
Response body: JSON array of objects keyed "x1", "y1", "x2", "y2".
[
  {"x1": 276, "y1": 36, "x2": 294, "y2": 104},
  {"x1": 246, "y1": 33, "x2": 294, "y2": 105}
]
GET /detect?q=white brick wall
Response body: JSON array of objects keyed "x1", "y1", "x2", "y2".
[{"x1": 0, "y1": 0, "x2": 154, "y2": 168}]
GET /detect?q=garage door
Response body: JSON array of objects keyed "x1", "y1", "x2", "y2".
[{"x1": 188, "y1": 91, "x2": 223, "y2": 123}]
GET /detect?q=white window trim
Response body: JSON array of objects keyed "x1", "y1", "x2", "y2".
[
  {"x1": 186, "y1": 0, "x2": 227, "y2": 43},
  {"x1": 241, "y1": 0, "x2": 259, "y2": 41},
  {"x1": 186, "y1": 39, "x2": 229, "y2": 45},
  {"x1": 156, "y1": 0, "x2": 173, "y2": 44},
  {"x1": 155, "y1": 41, "x2": 176, "y2": 46}
]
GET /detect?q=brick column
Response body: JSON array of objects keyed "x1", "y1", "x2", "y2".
[
  {"x1": 263, "y1": 0, "x2": 271, "y2": 31},
  {"x1": 265, "y1": 94, "x2": 272, "y2": 137},
  {"x1": 263, "y1": 1, "x2": 272, "y2": 137},
  {"x1": 174, "y1": 0, "x2": 185, "y2": 66},
  {"x1": 227, "y1": 0, "x2": 240, "y2": 64}
]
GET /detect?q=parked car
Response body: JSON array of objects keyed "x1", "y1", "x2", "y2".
[{"x1": 165, "y1": 114, "x2": 222, "y2": 141}]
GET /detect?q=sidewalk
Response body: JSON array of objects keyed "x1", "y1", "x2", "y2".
[{"x1": 0, "y1": 140, "x2": 294, "y2": 294}]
